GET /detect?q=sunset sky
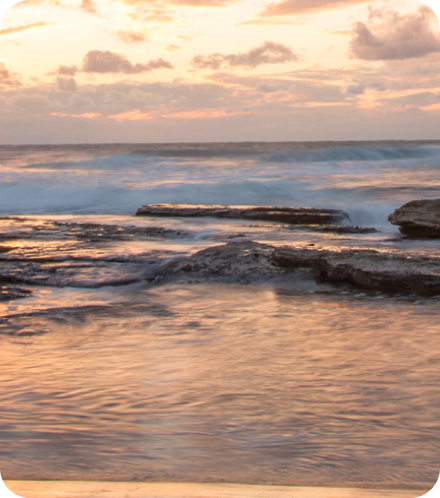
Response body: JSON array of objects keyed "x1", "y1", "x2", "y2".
[{"x1": 0, "y1": 0, "x2": 439, "y2": 143}]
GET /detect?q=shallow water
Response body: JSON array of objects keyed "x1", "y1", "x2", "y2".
[
  {"x1": 1, "y1": 142, "x2": 440, "y2": 489},
  {"x1": 1, "y1": 282, "x2": 440, "y2": 488}
]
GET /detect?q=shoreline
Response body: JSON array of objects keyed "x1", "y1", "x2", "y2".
[{"x1": 3, "y1": 481, "x2": 429, "y2": 498}]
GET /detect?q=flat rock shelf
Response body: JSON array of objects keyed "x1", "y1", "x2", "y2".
[
  {"x1": 165, "y1": 240, "x2": 440, "y2": 296},
  {"x1": 136, "y1": 204, "x2": 351, "y2": 225}
]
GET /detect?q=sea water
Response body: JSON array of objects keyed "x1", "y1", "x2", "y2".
[{"x1": 0, "y1": 141, "x2": 439, "y2": 489}]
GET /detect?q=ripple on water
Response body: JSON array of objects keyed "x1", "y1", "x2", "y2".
[{"x1": 0, "y1": 282, "x2": 439, "y2": 489}]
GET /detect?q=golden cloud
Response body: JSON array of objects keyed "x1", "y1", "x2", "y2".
[
  {"x1": 116, "y1": 28, "x2": 148, "y2": 44},
  {"x1": 267, "y1": 0, "x2": 368, "y2": 16},
  {"x1": 0, "y1": 21, "x2": 55, "y2": 37}
]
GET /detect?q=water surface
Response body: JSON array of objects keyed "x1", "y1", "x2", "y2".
[{"x1": 1, "y1": 141, "x2": 439, "y2": 489}]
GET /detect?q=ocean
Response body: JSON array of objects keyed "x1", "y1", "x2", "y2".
[{"x1": 1, "y1": 141, "x2": 440, "y2": 490}]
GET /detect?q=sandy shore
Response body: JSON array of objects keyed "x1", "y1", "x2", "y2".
[{"x1": 3, "y1": 481, "x2": 428, "y2": 498}]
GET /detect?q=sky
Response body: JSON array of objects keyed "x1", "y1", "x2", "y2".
[{"x1": 0, "y1": 0, "x2": 439, "y2": 143}]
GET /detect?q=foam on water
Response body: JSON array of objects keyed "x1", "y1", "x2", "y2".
[{"x1": 1, "y1": 142, "x2": 440, "y2": 227}]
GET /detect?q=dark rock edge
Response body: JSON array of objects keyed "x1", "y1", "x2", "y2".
[
  {"x1": 136, "y1": 203, "x2": 351, "y2": 226},
  {"x1": 169, "y1": 241, "x2": 440, "y2": 297}
]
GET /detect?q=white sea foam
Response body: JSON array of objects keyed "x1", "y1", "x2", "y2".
[{"x1": 1, "y1": 142, "x2": 439, "y2": 227}]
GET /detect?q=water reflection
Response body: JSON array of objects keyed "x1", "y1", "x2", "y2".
[{"x1": 1, "y1": 283, "x2": 439, "y2": 488}]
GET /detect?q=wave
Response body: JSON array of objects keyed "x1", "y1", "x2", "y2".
[
  {"x1": 263, "y1": 145, "x2": 440, "y2": 164},
  {"x1": 2, "y1": 141, "x2": 440, "y2": 168},
  {"x1": 0, "y1": 141, "x2": 439, "y2": 225}
]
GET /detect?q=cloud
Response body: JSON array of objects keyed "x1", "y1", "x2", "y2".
[
  {"x1": 57, "y1": 77, "x2": 78, "y2": 92},
  {"x1": 143, "y1": 13, "x2": 176, "y2": 22},
  {"x1": 17, "y1": 0, "x2": 98, "y2": 14},
  {"x1": 161, "y1": 45, "x2": 182, "y2": 52},
  {"x1": 350, "y1": 7, "x2": 440, "y2": 61},
  {"x1": 249, "y1": 0, "x2": 368, "y2": 20},
  {"x1": 80, "y1": 0, "x2": 96, "y2": 13},
  {"x1": 177, "y1": 34, "x2": 194, "y2": 41},
  {"x1": 167, "y1": 0, "x2": 232, "y2": 5},
  {"x1": 54, "y1": 65, "x2": 79, "y2": 76},
  {"x1": 116, "y1": 29, "x2": 148, "y2": 44},
  {"x1": 82, "y1": 50, "x2": 174, "y2": 73},
  {"x1": 122, "y1": 0, "x2": 234, "y2": 7},
  {"x1": 379, "y1": 91, "x2": 440, "y2": 109},
  {"x1": 49, "y1": 52, "x2": 172, "y2": 78},
  {"x1": 0, "y1": 63, "x2": 21, "y2": 87},
  {"x1": 3, "y1": 69, "x2": 440, "y2": 144},
  {"x1": 10, "y1": 93, "x2": 53, "y2": 108},
  {"x1": 202, "y1": 71, "x2": 348, "y2": 104},
  {"x1": 122, "y1": 0, "x2": 238, "y2": 25},
  {"x1": 0, "y1": 21, "x2": 54, "y2": 37},
  {"x1": 191, "y1": 41, "x2": 298, "y2": 69},
  {"x1": 16, "y1": 0, "x2": 235, "y2": 22}
]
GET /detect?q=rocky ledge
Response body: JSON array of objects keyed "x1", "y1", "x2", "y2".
[
  {"x1": 169, "y1": 241, "x2": 440, "y2": 296},
  {"x1": 271, "y1": 245, "x2": 440, "y2": 296},
  {"x1": 388, "y1": 199, "x2": 440, "y2": 237},
  {"x1": 136, "y1": 203, "x2": 350, "y2": 225}
]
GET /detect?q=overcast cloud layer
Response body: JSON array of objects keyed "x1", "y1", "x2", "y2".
[{"x1": 0, "y1": 0, "x2": 439, "y2": 142}]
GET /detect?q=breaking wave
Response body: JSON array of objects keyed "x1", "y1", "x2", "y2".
[{"x1": 1, "y1": 141, "x2": 440, "y2": 226}]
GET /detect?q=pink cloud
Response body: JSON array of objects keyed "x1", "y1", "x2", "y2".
[
  {"x1": 350, "y1": 7, "x2": 440, "y2": 61},
  {"x1": 82, "y1": 50, "x2": 173, "y2": 73},
  {"x1": 50, "y1": 111, "x2": 102, "y2": 118},
  {"x1": 0, "y1": 62, "x2": 21, "y2": 87},
  {"x1": 191, "y1": 41, "x2": 298, "y2": 70},
  {"x1": 248, "y1": 0, "x2": 369, "y2": 20},
  {"x1": 116, "y1": 29, "x2": 148, "y2": 44},
  {"x1": 107, "y1": 108, "x2": 250, "y2": 121}
]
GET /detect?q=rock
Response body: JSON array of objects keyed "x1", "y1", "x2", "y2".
[
  {"x1": 271, "y1": 246, "x2": 440, "y2": 296},
  {"x1": 388, "y1": 199, "x2": 440, "y2": 237},
  {"x1": 0, "y1": 220, "x2": 192, "y2": 243},
  {"x1": 172, "y1": 240, "x2": 280, "y2": 280},
  {"x1": 0, "y1": 285, "x2": 32, "y2": 301},
  {"x1": 288, "y1": 225, "x2": 378, "y2": 234},
  {"x1": 136, "y1": 203, "x2": 350, "y2": 225},
  {"x1": 165, "y1": 240, "x2": 440, "y2": 296}
]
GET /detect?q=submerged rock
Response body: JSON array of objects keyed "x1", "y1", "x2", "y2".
[
  {"x1": 136, "y1": 203, "x2": 350, "y2": 225},
  {"x1": 388, "y1": 199, "x2": 440, "y2": 237}
]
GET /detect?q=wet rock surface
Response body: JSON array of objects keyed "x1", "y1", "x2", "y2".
[
  {"x1": 272, "y1": 246, "x2": 440, "y2": 296},
  {"x1": 1, "y1": 215, "x2": 440, "y2": 300},
  {"x1": 0, "y1": 285, "x2": 32, "y2": 301},
  {"x1": 0, "y1": 217, "x2": 185, "y2": 295},
  {"x1": 171, "y1": 241, "x2": 281, "y2": 281},
  {"x1": 287, "y1": 225, "x2": 378, "y2": 235},
  {"x1": 136, "y1": 203, "x2": 351, "y2": 225},
  {"x1": 169, "y1": 241, "x2": 440, "y2": 296},
  {"x1": 388, "y1": 199, "x2": 440, "y2": 237},
  {"x1": 0, "y1": 217, "x2": 191, "y2": 242}
]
